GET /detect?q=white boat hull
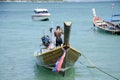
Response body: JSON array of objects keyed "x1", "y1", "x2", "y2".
[
  {"x1": 32, "y1": 13, "x2": 51, "y2": 21},
  {"x1": 32, "y1": 16, "x2": 49, "y2": 21}
]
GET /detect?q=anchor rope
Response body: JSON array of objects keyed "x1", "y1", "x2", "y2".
[{"x1": 80, "y1": 52, "x2": 119, "y2": 80}]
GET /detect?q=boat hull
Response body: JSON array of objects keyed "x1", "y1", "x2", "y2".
[
  {"x1": 32, "y1": 16, "x2": 49, "y2": 21},
  {"x1": 32, "y1": 13, "x2": 50, "y2": 21},
  {"x1": 96, "y1": 26, "x2": 120, "y2": 34},
  {"x1": 34, "y1": 46, "x2": 81, "y2": 72}
]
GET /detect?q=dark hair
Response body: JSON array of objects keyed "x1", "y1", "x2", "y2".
[{"x1": 56, "y1": 26, "x2": 60, "y2": 29}]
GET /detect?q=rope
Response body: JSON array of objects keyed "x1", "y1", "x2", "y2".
[
  {"x1": 95, "y1": 67, "x2": 119, "y2": 80},
  {"x1": 80, "y1": 52, "x2": 119, "y2": 80}
]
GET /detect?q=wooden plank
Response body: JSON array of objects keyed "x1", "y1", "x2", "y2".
[{"x1": 64, "y1": 21, "x2": 72, "y2": 47}]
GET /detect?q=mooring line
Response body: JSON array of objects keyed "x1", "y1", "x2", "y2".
[
  {"x1": 80, "y1": 52, "x2": 119, "y2": 80},
  {"x1": 95, "y1": 67, "x2": 119, "y2": 80}
]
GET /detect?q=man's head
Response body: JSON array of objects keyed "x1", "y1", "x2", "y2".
[{"x1": 56, "y1": 26, "x2": 60, "y2": 30}]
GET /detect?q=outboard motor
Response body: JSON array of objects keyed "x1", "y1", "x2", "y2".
[
  {"x1": 41, "y1": 35, "x2": 50, "y2": 48},
  {"x1": 115, "y1": 24, "x2": 120, "y2": 29}
]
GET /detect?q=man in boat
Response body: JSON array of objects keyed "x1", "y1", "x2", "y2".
[
  {"x1": 54, "y1": 26, "x2": 64, "y2": 47},
  {"x1": 41, "y1": 35, "x2": 50, "y2": 48}
]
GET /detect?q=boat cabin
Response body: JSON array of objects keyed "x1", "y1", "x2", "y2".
[{"x1": 34, "y1": 9, "x2": 49, "y2": 14}]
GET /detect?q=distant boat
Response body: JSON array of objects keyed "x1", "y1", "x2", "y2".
[
  {"x1": 92, "y1": 8, "x2": 120, "y2": 34},
  {"x1": 32, "y1": 8, "x2": 51, "y2": 21},
  {"x1": 34, "y1": 21, "x2": 81, "y2": 76}
]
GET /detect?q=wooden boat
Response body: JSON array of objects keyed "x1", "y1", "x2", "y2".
[
  {"x1": 34, "y1": 21, "x2": 81, "y2": 75},
  {"x1": 92, "y1": 8, "x2": 120, "y2": 34}
]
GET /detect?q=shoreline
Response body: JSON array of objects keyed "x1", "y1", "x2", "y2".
[
  {"x1": 0, "y1": 0, "x2": 119, "y2": 3},
  {"x1": 0, "y1": 1, "x2": 120, "y2": 3},
  {"x1": 0, "y1": 0, "x2": 63, "y2": 2}
]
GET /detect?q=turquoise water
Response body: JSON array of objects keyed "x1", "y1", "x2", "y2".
[{"x1": 0, "y1": 1, "x2": 120, "y2": 80}]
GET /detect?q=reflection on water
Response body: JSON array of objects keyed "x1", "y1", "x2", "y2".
[{"x1": 34, "y1": 64, "x2": 75, "y2": 80}]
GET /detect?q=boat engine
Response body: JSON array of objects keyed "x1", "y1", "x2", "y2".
[
  {"x1": 41, "y1": 35, "x2": 50, "y2": 48},
  {"x1": 115, "y1": 24, "x2": 120, "y2": 29}
]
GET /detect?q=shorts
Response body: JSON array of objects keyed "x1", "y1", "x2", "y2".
[{"x1": 56, "y1": 38, "x2": 62, "y2": 46}]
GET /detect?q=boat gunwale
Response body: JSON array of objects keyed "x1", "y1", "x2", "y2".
[{"x1": 34, "y1": 46, "x2": 81, "y2": 57}]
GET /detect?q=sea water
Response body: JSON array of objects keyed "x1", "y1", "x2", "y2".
[{"x1": 0, "y1": 1, "x2": 120, "y2": 80}]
